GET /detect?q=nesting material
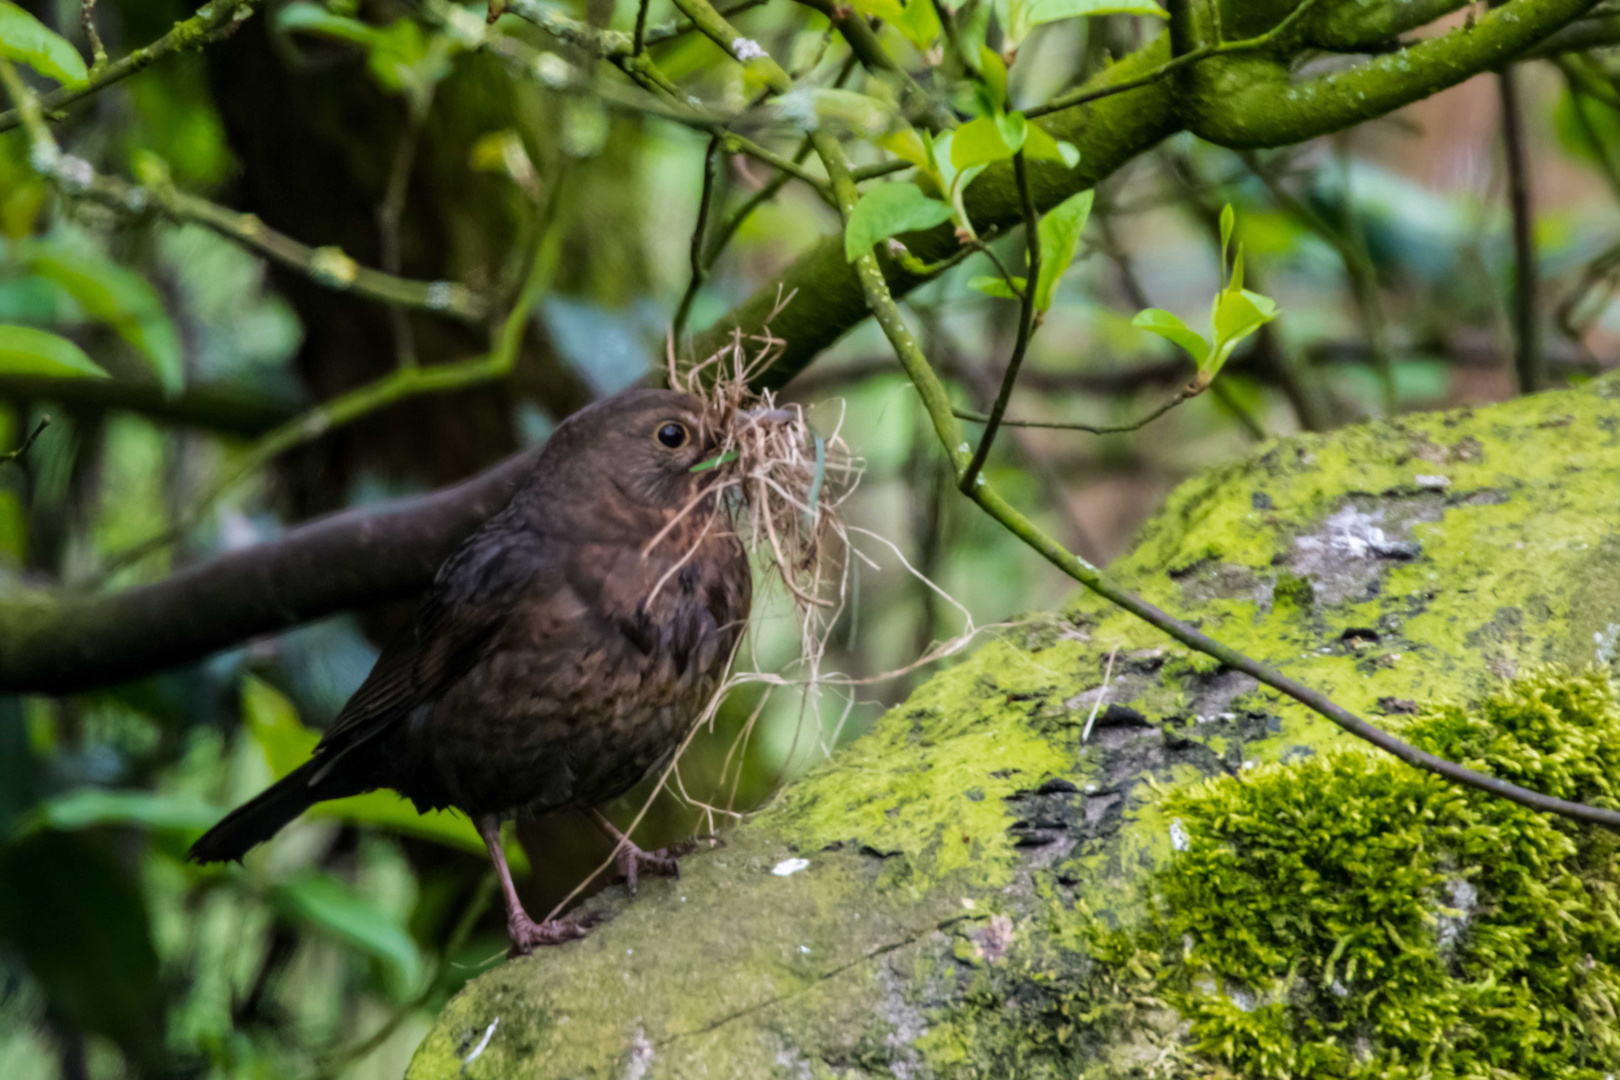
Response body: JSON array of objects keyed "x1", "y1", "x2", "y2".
[{"x1": 664, "y1": 302, "x2": 860, "y2": 679}]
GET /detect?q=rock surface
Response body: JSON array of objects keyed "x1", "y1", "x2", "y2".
[{"x1": 408, "y1": 380, "x2": 1620, "y2": 1079}]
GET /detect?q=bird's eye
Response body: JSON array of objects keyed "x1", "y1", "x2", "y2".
[{"x1": 655, "y1": 421, "x2": 690, "y2": 449}]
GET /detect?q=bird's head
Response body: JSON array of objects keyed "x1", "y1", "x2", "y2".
[{"x1": 525, "y1": 388, "x2": 783, "y2": 532}]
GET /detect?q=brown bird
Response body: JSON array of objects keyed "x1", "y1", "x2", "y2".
[{"x1": 190, "y1": 389, "x2": 759, "y2": 953}]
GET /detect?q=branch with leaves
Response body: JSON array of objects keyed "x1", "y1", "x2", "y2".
[
  {"x1": 0, "y1": 0, "x2": 258, "y2": 133},
  {"x1": 822, "y1": 123, "x2": 1620, "y2": 832}
]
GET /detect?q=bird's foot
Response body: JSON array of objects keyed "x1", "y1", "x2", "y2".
[
  {"x1": 506, "y1": 913, "x2": 595, "y2": 957},
  {"x1": 614, "y1": 838, "x2": 697, "y2": 898}
]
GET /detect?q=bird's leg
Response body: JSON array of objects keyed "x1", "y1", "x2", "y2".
[
  {"x1": 586, "y1": 809, "x2": 692, "y2": 898},
  {"x1": 476, "y1": 816, "x2": 589, "y2": 955}
]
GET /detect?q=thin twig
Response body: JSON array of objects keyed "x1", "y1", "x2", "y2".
[
  {"x1": 1242, "y1": 151, "x2": 1387, "y2": 417},
  {"x1": 496, "y1": 0, "x2": 766, "y2": 57},
  {"x1": 80, "y1": 0, "x2": 108, "y2": 71},
  {"x1": 0, "y1": 417, "x2": 50, "y2": 466},
  {"x1": 378, "y1": 104, "x2": 433, "y2": 368},
  {"x1": 1498, "y1": 62, "x2": 1543, "y2": 393},
  {"x1": 960, "y1": 152, "x2": 1039, "y2": 493},
  {"x1": 699, "y1": 55, "x2": 859, "y2": 269},
  {"x1": 0, "y1": 0, "x2": 257, "y2": 133},
  {"x1": 934, "y1": 318, "x2": 1105, "y2": 563},
  {"x1": 1026, "y1": 0, "x2": 1326, "y2": 121},
  {"x1": 0, "y1": 57, "x2": 484, "y2": 323},
  {"x1": 633, "y1": 0, "x2": 654, "y2": 55},
  {"x1": 673, "y1": 136, "x2": 724, "y2": 342},
  {"x1": 953, "y1": 386, "x2": 1194, "y2": 434}
]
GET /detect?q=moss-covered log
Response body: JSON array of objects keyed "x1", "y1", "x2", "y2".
[{"x1": 409, "y1": 379, "x2": 1620, "y2": 1078}]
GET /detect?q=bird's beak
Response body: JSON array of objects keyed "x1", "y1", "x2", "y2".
[{"x1": 737, "y1": 407, "x2": 796, "y2": 425}]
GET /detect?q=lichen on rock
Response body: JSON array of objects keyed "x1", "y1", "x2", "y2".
[{"x1": 408, "y1": 379, "x2": 1620, "y2": 1079}]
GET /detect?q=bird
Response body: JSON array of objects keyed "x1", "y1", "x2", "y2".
[{"x1": 190, "y1": 388, "x2": 762, "y2": 954}]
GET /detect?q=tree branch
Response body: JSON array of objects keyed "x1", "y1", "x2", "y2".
[
  {"x1": 0, "y1": 0, "x2": 258, "y2": 133},
  {"x1": 0, "y1": 451, "x2": 535, "y2": 693},
  {"x1": 0, "y1": 376, "x2": 299, "y2": 437}
]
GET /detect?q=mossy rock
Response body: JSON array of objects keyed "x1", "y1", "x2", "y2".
[{"x1": 408, "y1": 381, "x2": 1620, "y2": 1079}]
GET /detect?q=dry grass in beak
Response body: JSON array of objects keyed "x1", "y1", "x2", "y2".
[{"x1": 665, "y1": 299, "x2": 861, "y2": 672}]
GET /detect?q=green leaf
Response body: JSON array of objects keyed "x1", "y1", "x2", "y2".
[
  {"x1": 969, "y1": 275, "x2": 1025, "y2": 300},
  {"x1": 949, "y1": 163, "x2": 988, "y2": 236},
  {"x1": 271, "y1": 873, "x2": 424, "y2": 989},
  {"x1": 880, "y1": 128, "x2": 931, "y2": 172},
  {"x1": 15, "y1": 789, "x2": 220, "y2": 839},
  {"x1": 17, "y1": 244, "x2": 181, "y2": 392},
  {"x1": 951, "y1": 116, "x2": 1016, "y2": 170},
  {"x1": 1209, "y1": 287, "x2": 1276, "y2": 375},
  {"x1": 852, "y1": 0, "x2": 908, "y2": 22},
  {"x1": 1242, "y1": 288, "x2": 1278, "y2": 318},
  {"x1": 843, "y1": 182, "x2": 954, "y2": 262},
  {"x1": 0, "y1": 2, "x2": 88, "y2": 87},
  {"x1": 1033, "y1": 189, "x2": 1093, "y2": 313},
  {"x1": 1023, "y1": 124, "x2": 1079, "y2": 168},
  {"x1": 277, "y1": 4, "x2": 446, "y2": 103},
  {"x1": 241, "y1": 678, "x2": 526, "y2": 871},
  {"x1": 995, "y1": 0, "x2": 1030, "y2": 46},
  {"x1": 1025, "y1": 0, "x2": 1166, "y2": 27},
  {"x1": 996, "y1": 111, "x2": 1028, "y2": 155},
  {"x1": 0, "y1": 324, "x2": 106, "y2": 379},
  {"x1": 367, "y1": 18, "x2": 443, "y2": 99},
  {"x1": 276, "y1": 2, "x2": 382, "y2": 47},
  {"x1": 892, "y1": 0, "x2": 942, "y2": 52},
  {"x1": 1133, "y1": 308, "x2": 1208, "y2": 365},
  {"x1": 0, "y1": 833, "x2": 163, "y2": 1067},
  {"x1": 979, "y1": 46, "x2": 1008, "y2": 111}
]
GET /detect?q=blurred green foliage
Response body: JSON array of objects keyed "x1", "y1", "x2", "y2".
[{"x1": 0, "y1": 0, "x2": 1617, "y2": 1076}]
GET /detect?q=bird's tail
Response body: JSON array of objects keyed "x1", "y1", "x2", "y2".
[{"x1": 189, "y1": 760, "x2": 362, "y2": 864}]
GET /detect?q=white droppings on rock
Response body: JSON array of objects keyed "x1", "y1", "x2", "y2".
[
  {"x1": 772, "y1": 857, "x2": 810, "y2": 876},
  {"x1": 1170, "y1": 818, "x2": 1190, "y2": 852},
  {"x1": 621, "y1": 1029, "x2": 654, "y2": 1080},
  {"x1": 1596, "y1": 623, "x2": 1620, "y2": 665},
  {"x1": 1437, "y1": 878, "x2": 1478, "y2": 951},
  {"x1": 1415, "y1": 474, "x2": 1450, "y2": 489}
]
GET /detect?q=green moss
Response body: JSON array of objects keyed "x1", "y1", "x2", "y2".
[
  {"x1": 772, "y1": 639, "x2": 1080, "y2": 891},
  {"x1": 1146, "y1": 667, "x2": 1620, "y2": 1079}
]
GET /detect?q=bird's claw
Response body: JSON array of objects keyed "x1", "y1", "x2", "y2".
[
  {"x1": 615, "y1": 839, "x2": 694, "y2": 898},
  {"x1": 506, "y1": 914, "x2": 594, "y2": 956}
]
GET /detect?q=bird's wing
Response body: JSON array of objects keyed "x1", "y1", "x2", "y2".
[{"x1": 313, "y1": 516, "x2": 547, "y2": 756}]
